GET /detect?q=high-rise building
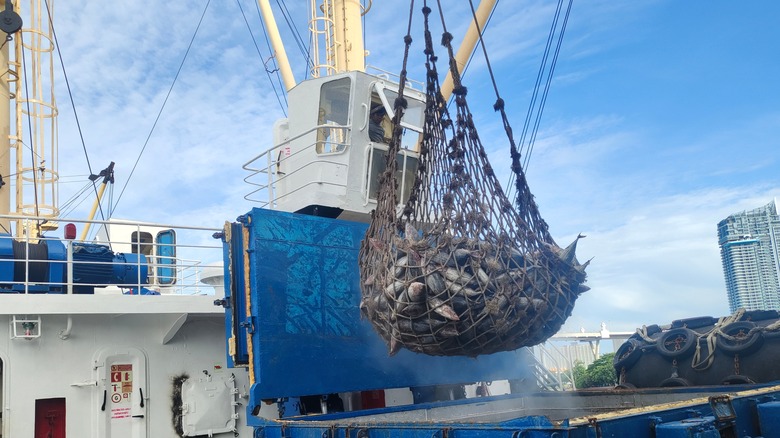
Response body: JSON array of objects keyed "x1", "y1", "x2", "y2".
[{"x1": 717, "y1": 200, "x2": 780, "y2": 312}]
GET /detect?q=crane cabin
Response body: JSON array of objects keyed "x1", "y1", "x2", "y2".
[{"x1": 244, "y1": 71, "x2": 425, "y2": 221}]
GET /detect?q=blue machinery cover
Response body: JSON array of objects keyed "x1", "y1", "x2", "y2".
[{"x1": 222, "y1": 208, "x2": 534, "y2": 401}]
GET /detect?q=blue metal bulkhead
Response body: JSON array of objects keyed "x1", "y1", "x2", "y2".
[
  {"x1": 224, "y1": 208, "x2": 536, "y2": 403},
  {"x1": 654, "y1": 417, "x2": 720, "y2": 438},
  {"x1": 757, "y1": 401, "x2": 780, "y2": 437}
]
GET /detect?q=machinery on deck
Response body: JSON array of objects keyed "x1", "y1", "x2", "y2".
[{"x1": 0, "y1": 234, "x2": 148, "y2": 294}]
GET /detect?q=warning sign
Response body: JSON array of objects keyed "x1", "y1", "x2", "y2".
[{"x1": 110, "y1": 363, "x2": 133, "y2": 420}]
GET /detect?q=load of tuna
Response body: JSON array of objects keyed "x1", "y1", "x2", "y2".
[
  {"x1": 360, "y1": 5, "x2": 589, "y2": 356},
  {"x1": 360, "y1": 224, "x2": 589, "y2": 357}
]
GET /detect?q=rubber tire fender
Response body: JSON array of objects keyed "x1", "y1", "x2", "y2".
[
  {"x1": 657, "y1": 327, "x2": 698, "y2": 359},
  {"x1": 613, "y1": 339, "x2": 643, "y2": 371},
  {"x1": 718, "y1": 321, "x2": 763, "y2": 356},
  {"x1": 671, "y1": 316, "x2": 717, "y2": 330},
  {"x1": 659, "y1": 377, "x2": 691, "y2": 387},
  {"x1": 721, "y1": 374, "x2": 755, "y2": 385}
]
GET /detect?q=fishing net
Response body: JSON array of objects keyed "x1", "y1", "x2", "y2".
[{"x1": 358, "y1": 2, "x2": 589, "y2": 357}]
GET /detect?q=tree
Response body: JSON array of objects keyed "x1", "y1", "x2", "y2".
[{"x1": 573, "y1": 353, "x2": 617, "y2": 389}]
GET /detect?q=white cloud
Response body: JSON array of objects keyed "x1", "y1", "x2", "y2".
[{"x1": 561, "y1": 186, "x2": 780, "y2": 332}]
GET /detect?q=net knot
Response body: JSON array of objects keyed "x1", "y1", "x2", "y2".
[{"x1": 441, "y1": 32, "x2": 453, "y2": 46}]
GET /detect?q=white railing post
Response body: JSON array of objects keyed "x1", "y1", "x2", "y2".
[
  {"x1": 66, "y1": 240, "x2": 73, "y2": 294},
  {"x1": 24, "y1": 227, "x2": 30, "y2": 294},
  {"x1": 137, "y1": 224, "x2": 142, "y2": 294},
  {"x1": 267, "y1": 150, "x2": 274, "y2": 209}
]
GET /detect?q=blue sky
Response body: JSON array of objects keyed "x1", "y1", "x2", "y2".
[{"x1": 45, "y1": 1, "x2": 780, "y2": 333}]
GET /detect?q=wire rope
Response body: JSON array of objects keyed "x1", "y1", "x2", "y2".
[
  {"x1": 522, "y1": 0, "x2": 573, "y2": 171},
  {"x1": 516, "y1": 0, "x2": 563, "y2": 164},
  {"x1": 252, "y1": 0, "x2": 289, "y2": 110},
  {"x1": 43, "y1": 0, "x2": 109, "y2": 225},
  {"x1": 445, "y1": 0, "x2": 500, "y2": 108},
  {"x1": 504, "y1": 0, "x2": 573, "y2": 199},
  {"x1": 111, "y1": 0, "x2": 212, "y2": 217},
  {"x1": 275, "y1": 0, "x2": 312, "y2": 76},
  {"x1": 236, "y1": 0, "x2": 287, "y2": 114},
  {"x1": 58, "y1": 182, "x2": 92, "y2": 218}
]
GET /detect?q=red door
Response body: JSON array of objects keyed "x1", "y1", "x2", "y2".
[{"x1": 35, "y1": 398, "x2": 66, "y2": 438}]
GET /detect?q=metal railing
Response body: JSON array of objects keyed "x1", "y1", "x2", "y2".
[
  {"x1": 243, "y1": 124, "x2": 351, "y2": 207},
  {"x1": 0, "y1": 215, "x2": 223, "y2": 295},
  {"x1": 529, "y1": 343, "x2": 577, "y2": 391}
]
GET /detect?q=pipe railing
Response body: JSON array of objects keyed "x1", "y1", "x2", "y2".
[
  {"x1": 243, "y1": 124, "x2": 352, "y2": 206},
  {"x1": 0, "y1": 215, "x2": 223, "y2": 296}
]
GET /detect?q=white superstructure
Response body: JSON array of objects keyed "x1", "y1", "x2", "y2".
[{"x1": 0, "y1": 217, "x2": 259, "y2": 437}]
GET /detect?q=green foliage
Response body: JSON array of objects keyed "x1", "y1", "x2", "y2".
[{"x1": 573, "y1": 353, "x2": 617, "y2": 389}]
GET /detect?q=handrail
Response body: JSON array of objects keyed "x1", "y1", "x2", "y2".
[
  {"x1": 242, "y1": 124, "x2": 352, "y2": 206},
  {"x1": 532, "y1": 342, "x2": 578, "y2": 390},
  {"x1": 242, "y1": 123, "x2": 350, "y2": 173},
  {"x1": 0, "y1": 215, "x2": 223, "y2": 296},
  {"x1": 244, "y1": 156, "x2": 349, "y2": 206},
  {"x1": 364, "y1": 65, "x2": 425, "y2": 90}
]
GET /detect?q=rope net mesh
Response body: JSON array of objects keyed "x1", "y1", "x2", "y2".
[{"x1": 359, "y1": 4, "x2": 589, "y2": 357}]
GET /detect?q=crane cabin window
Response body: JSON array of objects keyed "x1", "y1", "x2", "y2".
[
  {"x1": 316, "y1": 77, "x2": 352, "y2": 154},
  {"x1": 366, "y1": 148, "x2": 418, "y2": 204},
  {"x1": 365, "y1": 83, "x2": 423, "y2": 204},
  {"x1": 380, "y1": 87, "x2": 424, "y2": 152}
]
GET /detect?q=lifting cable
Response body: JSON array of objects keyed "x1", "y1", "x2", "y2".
[
  {"x1": 59, "y1": 181, "x2": 93, "y2": 217},
  {"x1": 507, "y1": 0, "x2": 573, "y2": 199},
  {"x1": 111, "y1": 0, "x2": 212, "y2": 217},
  {"x1": 58, "y1": 174, "x2": 95, "y2": 217},
  {"x1": 458, "y1": 0, "x2": 529, "y2": 210},
  {"x1": 445, "y1": 0, "x2": 500, "y2": 105},
  {"x1": 237, "y1": 0, "x2": 287, "y2": 114},
  {"x1": 43, "y1": 0, "x2": 110, "y2": 229},
  {"x1": 274, "y1": 0, "x2": 312, "y2": 79},
  {"x1": 521, "y1": 0, "x2": 573, "y2": 172}
]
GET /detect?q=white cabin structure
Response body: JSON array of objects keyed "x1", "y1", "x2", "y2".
[{"x1": 244, "y1": 71, "x2": 425, "y2": 222}]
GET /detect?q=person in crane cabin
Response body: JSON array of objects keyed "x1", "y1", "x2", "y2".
[{"x1": 369, "y1": 105, "x2": 388, "y2": 143}]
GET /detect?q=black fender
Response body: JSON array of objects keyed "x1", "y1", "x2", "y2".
[
  {"x1": 671, "y1": 316, "x2": 717, "y2": 330},
  {"x1": 657, "y1": 327, "x2": 698, "y2": 359},
  {"x1": 719, "y1": 321, "x2": 763, "y2": 356},
  {"x1": 721, "y1": 374, "x2": 755, "y2": 385},
  {"x1": 613, "y1": 339, "x2": 643, "y2": 370},
  {"x1": 659, "y1": 377, "x2": 691, "y2": 387}
]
